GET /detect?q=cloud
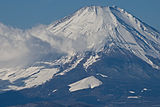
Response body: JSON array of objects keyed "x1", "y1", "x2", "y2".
[
  {"x1": 0, "y1": 24, "x2": 52, "y2": 67},
  {"x1": 0, "y1": 21, "x2": 107, "y2": 68},
  {"x1": 0, "y1": 23, "x2": 88, "y2": 68}
]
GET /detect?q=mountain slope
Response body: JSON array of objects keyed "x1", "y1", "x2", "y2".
[
  {"x1": 0, "y1": 6, "x2": 160, "y2": 107},
  {"x1": 47, "y1": 6, "x2": 160, "y2": 68},
  {"x1": 0, "y1": 5, "x2": 160, "y2": 91}
]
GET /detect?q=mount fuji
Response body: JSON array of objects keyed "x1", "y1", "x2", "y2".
[{"x1": 0, "y1": 6, "x2": 160, "y2": 107}]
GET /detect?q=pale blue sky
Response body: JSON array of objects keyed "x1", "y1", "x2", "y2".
[{"x1": 0, "y1": 0, "x2": 159, "y2": 30}]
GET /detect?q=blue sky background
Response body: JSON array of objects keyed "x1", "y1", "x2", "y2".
[{"x1": 0, "y1": 0, "x2": 159, "y2": 30}]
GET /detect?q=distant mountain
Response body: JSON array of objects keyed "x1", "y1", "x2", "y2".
[{"x1": 0, "y1": 6, "x2": 160, "y2": 107}]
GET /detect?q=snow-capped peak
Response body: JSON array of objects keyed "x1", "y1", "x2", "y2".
[
  {"x1": 0, "y1": 6, "x2": 160, "y2": 92},
  {"x1": 47, "y1": 6, "x2": 160, "y2": 68}
]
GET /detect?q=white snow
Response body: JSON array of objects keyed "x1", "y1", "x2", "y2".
[
  {"x1": 68, "y1": 76, "x2": 102, "y2": 92},
  {"x1": 127, "y1": 96, "x2": 140, "y2": 99},
  {"x1": 129, "y1": 91, "x2": 135, "y2": 94},
  {"x1": 52, "y1": 89, "x2": 57, "y2": 93},
  {"x1": 83, "y1": 54, "x2": 100, "y2": 70},
  {"x1": 56, "y1": 55, "x2": 84, "y2": 76},
  {"x1": 143, "y1": 88, "x2": 148, "y2": 91},
  {"x1": 96, "y1": 73, "x2": 108, "y2": 78},
  {"x1": 141, "y1": 88, "x2": 148, "y2": 92},
  {"x1": 47, "y1": 6, "x2": 160, "y2": 69},
  {"x1": 0, "y1": 67, "x2": 59, "y2": 91}
]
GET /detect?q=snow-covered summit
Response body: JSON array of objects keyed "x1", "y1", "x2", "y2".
[{"x1": 47, "y1": 6, "x2": 160, "y2": 68}]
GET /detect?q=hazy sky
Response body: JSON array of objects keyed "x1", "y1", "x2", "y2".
[{"x1": 0, "y1": 0, "x2": 159, "y2": 30}]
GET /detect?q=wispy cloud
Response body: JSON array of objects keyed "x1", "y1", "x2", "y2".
[
  {"x1": 0, "y1": 18, "x2": 107, "y2": 68},
  {"x1": 0, "y1": 23, "x2": 88, "y2": 68}
]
